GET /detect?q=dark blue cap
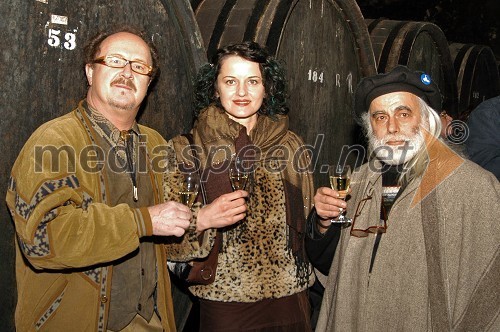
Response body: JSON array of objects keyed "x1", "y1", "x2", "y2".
[{"x1": 354, "y1": 65, "x2": 442, "y2": 121}]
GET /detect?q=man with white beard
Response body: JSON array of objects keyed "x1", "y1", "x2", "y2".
[{"x1": 305, "y1": 66, "x2": 500, "y2": 332}]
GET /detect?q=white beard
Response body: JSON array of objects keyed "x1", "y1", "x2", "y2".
[{"x1": 369, "y1": 129, "x2": 425, "y2": 165}]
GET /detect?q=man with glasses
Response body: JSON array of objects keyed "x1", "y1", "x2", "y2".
[
  {"x1": 6, "y1": 27, "x2": 192, "y2": 331},
  {"x1": 306, "y1": 66, "x2": 500, "y2": 331}
]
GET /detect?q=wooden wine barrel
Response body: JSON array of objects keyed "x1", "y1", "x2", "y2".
[
  {"x1": 191, "y1": 0, "x2": 377, "y2": 188},
  {"x1": 366, "y1": 19, "x2": 459, "y2": 118},
  {"x1": 449, "y1": 43, "x2": 500, "y2": 120},
  {"x1": 0, "y1": 0, "x2": 205, "y2": 330}
]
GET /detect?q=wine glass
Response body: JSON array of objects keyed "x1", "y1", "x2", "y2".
[
  {"x1": 329, "y1": 164, "x2": 352, "y2": 224},
  {"x1": 179, "y1": 171, "x2": 200, "y2": 208},
  {"x1": 229, "y1": 157, "x2": 249, "y2": 191}
]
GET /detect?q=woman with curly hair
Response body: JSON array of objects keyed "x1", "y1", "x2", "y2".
[{"x1": 166, "y1": 41, "x2": 315, "y2": 331}]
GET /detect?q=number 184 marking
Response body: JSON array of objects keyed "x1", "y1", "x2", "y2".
[{"x1": 307, "y1": 69, "x2": 324, "y2": 83}]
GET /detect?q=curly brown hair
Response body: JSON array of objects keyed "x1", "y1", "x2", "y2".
[{"x1": 193, "y1": 41, "x2": 289, "y2": 118}]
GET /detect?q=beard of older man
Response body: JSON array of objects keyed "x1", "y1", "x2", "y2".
[{"x1": 368, "y1": 123, "x2": 427, "y2": 166}]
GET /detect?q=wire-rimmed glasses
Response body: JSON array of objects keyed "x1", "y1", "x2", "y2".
[{"x1": 350, "y1": 195, "x2": 387, "y2": 237}]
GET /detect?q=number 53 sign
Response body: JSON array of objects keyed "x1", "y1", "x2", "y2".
[{"x1": 48, "y1": 29, "x2": 76, "y2": 50}]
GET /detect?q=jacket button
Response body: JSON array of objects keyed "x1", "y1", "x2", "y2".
[
  {"x1": 137, "y1": 303, "x2": 142, "y2": 311},
  {"x1": 100, "y1": 295, "x2": 108, "y2": 303}
]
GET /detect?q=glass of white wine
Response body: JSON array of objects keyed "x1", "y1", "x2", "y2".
[
  {"x1": 229, "y1": 157, "x2": 249, "y2": 191},
  {"x1": 329, "y1": 164, "x2": 352, "y2": 224},
  {"x1": 179, "y1": 171, "x2": 200, "y2": 208}
]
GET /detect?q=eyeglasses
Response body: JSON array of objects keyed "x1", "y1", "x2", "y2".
[
  {"x1": 350, "y1": 195, "x2": 387, "y2": 237},
  {"x1": 93, "y1": 55, "x2": 153, "y2": 76}
]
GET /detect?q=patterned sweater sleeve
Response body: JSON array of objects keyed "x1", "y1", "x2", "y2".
[{"x1": 5, "y1": 117, "x2": 151, "y2": 270}]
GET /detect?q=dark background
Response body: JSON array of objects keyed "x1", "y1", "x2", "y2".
[
  {"x1": 357, "y1": 0, "x2": 500, "y2": 61},
  {"x1": 1, "y1": 1, "x2": 499, "y2": 331}
]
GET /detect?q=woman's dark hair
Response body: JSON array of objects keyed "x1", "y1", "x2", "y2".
[
  {"x1": 83, "y1": 25, "x2": 160, "y2": 80},
  {"x1": 193, "y1": 41, "x2": 289, "y2": 118}
]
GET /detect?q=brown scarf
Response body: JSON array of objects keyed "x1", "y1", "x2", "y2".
[{"x1": 188, "y1": 105, "x2": 310, "y2": 277}]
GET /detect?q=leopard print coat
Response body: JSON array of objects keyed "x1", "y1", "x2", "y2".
[{"x1": 166, "y1": 106, "x2": 315, "y2": 302}]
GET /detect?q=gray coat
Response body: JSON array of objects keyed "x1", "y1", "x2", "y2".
[{"x1": 316, "y1": 151, "x2": 500, "y2": 331}]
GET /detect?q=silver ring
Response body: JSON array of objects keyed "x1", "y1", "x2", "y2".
[{"x1": 338, "y1": 207, "x2": 344, "y2": 214}]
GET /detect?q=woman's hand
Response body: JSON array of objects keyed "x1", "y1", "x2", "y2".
[{"x1": 196, "y1": 190, "x2": 248, "y2": 233}]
